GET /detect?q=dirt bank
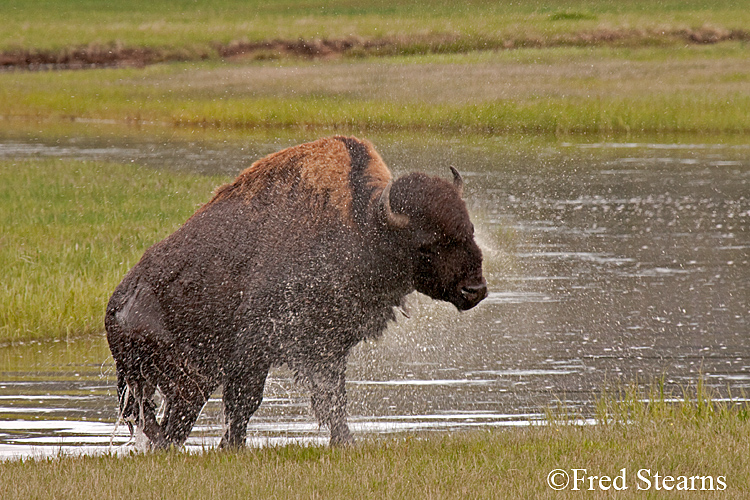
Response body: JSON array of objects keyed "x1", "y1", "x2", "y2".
[{"x1": 2, "y1": 27, "x2": 748, "y2": 70}]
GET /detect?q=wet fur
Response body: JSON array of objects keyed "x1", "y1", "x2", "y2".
[{"x1": 105, "y1": 136, "x2": 485, "y2": 448}]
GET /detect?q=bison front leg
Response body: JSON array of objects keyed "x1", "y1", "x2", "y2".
[{"x1": 305, "y1": 358, "x2": 353, "y2": 446}]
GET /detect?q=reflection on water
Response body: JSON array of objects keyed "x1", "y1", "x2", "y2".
[{"x1": 1, "y1": 131, "x2": 748, "y2": 460}]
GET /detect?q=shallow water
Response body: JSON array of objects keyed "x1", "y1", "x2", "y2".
[{"x1": 1, "y1": 130, "x2": 748, "y2": 459}]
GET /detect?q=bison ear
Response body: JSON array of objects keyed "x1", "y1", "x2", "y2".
[
  {"x1": 450, "y1": 166, "x2": 464, "y2": 198},
  {"x1": 379, "y1": 181, "x2": 410, "y2": 230}
]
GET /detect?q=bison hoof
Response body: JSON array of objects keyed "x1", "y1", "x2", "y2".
[
  {"x1": 219, "y1": 436, "x2": 246, "y2": 450},
  {"x1": 329, "y1": 429, "x2": 354, "y2": 447}
]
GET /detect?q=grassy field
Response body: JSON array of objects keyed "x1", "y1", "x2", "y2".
[
  {"x1": 0, "y1": 385, "x2": 747, "y2": 499},
  {"x1": 1, "y1": 2, "x2": 748, "y2": 497},
  {"x1": 2, "y1": 43, "x2": 750, "y2": 135},
  {"x1": 0, "y1": 158, "x2": 228, "y2": 343},
  {"x1": 1, "y1": 0, "x2": 749, "y2": 134},
  {"x1": 3, "y1": 0, "x2": 747, "y2": 55}
]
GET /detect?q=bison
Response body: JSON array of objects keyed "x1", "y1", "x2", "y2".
[{"x1": 105, "y1": 136, "x2": 487, "y2": 448}]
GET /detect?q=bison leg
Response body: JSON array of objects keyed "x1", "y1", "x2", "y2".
[
  {"x1": 160, "y1": 392, "x2": 209, "y2": 447},
  {"x1": 134, "y1": 382, "x2": 169, "y2": 449},
  {"x1": 155, "y1": 356, "x2": 217, "y2": 447},
  {"x1": 114, "y1": 363, "x2": 168, "y2": 449},
  {"x1": 219, "y1": 363, "x2": 269, "y2": 449},
  {"x1": 106, "y1": 281, "x2": 172, "y2": 449},
  {"x1": 301, "y1": 358, "x2": 353, "y2": 446}
]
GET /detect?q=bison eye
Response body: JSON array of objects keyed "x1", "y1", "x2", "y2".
[{"x1": 417, "y1": 244, "x2": 439, "y2": 258}]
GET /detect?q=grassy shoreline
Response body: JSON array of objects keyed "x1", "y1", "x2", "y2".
[
  {"x1": 1, "y1": 385, "x2": 748, "y2": 499},
  {"x1": 2, "y1": 1, "x2": 749, "y2": 134},
  {"x1": 2, "y1": 43, "x2": 749, "y2": 135},
  {"x1": 0, "y1": 158, "x2": 228, "y2": 343}
]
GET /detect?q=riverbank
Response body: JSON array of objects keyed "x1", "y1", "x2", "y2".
[
  {"x1": 0, "y1": 158, "x2": 227, "y2": 343},
  {"x1": 3, "y1": 0, "x2": 748, "y2": 69},
  {"x1": 1, "y1": 385, "x2": 747, "y2": 499},
  {"x1": 2, "y1": 43, "x2": 750, "y2": 135},
  {"x1": 4, "y1": 27, "x2": 748, "y2": 70}
]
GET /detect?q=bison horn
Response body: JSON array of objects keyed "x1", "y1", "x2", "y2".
[
  {"x1": 379, "y1": 181, "x2": 410, "y2": 229},
  {"x1": 450, "y1": 166, "x2": 464, "y2": 197}
]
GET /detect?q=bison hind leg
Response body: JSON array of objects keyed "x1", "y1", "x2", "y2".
[
  {"x1": 160, "y1": 389, "x2": 211, "y2": 447},
  {"x1": 107, "y1": 280, "x2": 174, "y2": 449},
  {"x1": 114, "y1": 363, "x2": 168, "y2": 449}
]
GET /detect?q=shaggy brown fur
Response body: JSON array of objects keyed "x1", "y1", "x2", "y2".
[
  {"x1": 208, "y1": 137, "x2": 391, "y2": 227},
  {"x1": 105, "y1": 136, "x2": 486, "y2": 449}
]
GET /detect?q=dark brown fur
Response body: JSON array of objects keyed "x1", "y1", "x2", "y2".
[{"x1": 105, "y1": 136, "x2": 486, "y2": 448}]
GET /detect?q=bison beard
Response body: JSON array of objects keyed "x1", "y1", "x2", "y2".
[{"x1": 105, "y1": 136, "x2": 487, "y2": 449}]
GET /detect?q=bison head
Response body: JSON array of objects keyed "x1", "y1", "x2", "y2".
[{"x1": 379, "y1": 168, "x2": 487, "y2": 311}]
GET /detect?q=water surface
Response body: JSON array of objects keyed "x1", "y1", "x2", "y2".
[{"x1": 1, "y1": 130, "x2": 748, "y2": 459}]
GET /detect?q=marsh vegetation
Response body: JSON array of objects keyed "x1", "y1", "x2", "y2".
[
  {"x1": 1, "y1": 384, "x2": 748, "y2": 499},
  {"x1": 2, "y1": 43, "x2": 750, "y2": 134},
  {"x1": 1, "y1": 0, "x2": 749, "y2": 496}
]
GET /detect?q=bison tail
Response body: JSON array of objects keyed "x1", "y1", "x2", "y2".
[{"x1": 115, "y1": 365, "x2": 139, "y2": 435}]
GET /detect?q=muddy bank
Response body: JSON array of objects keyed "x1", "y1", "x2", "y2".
[{"x1": 2, "y1": 27, "x2": 748, "y2": 70}]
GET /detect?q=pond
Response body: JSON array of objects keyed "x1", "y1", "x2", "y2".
[{"x1": 1, "y1": 128, "x2": 748, "y2": 459}]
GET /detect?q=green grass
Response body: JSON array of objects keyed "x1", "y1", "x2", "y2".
[
  {"x1": 1, "y1": 3, "x2": 749, "y2": 341},
  {"x1": 2, "y1": 1, "x2": 749, "y2": 135},
  {"x1": 0, "y1": 158, "x2": 228, "y2": 342},
  {"x1": 3, "y1": 0, "x2": 748, "y2": 53},
  {"x1": 1, "y1": 3, "x2": 747, "y2": 495},
  {"x1": 2, "y1": 43, "x2": 749, "y2": 134},
  {"x1": 0, "y1": 383, "x2": 747, "y2": 499}
]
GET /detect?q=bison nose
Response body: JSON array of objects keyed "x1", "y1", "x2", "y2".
[{"x1": 461, "y1": 283, "x2": 488, "y2": 304}]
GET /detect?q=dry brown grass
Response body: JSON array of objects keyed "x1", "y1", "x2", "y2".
[{"x1": 151, "y1": 45, "x2": 750, "y2": 105}]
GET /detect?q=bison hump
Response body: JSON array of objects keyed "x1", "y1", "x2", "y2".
[{"x1": 208, "y1": 136, "x2": 392, "y2": 227}]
